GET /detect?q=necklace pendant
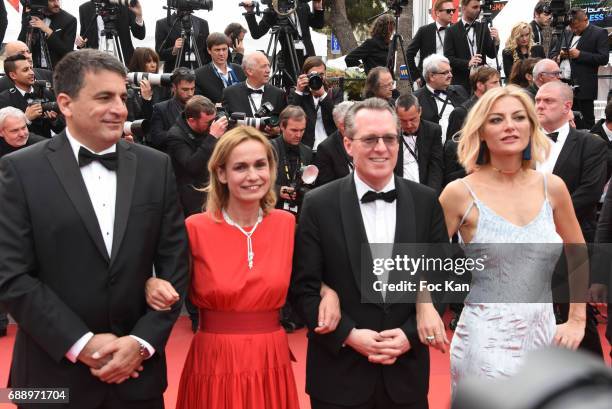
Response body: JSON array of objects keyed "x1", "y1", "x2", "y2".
[{"x1": 248, "y1": 251, "x2": 254, "y2": 269}]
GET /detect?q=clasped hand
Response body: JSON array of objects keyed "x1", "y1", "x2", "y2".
[
  {"x1": 77, "y1": 334, "x2": 144, "y2": 384},
  {"x1": 345, "y1": 328, "x2": 411, "y2": 365}
]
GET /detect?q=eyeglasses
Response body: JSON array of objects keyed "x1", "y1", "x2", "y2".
[
  {"x1": 541, "y1": 70, "x2": 562, "y2": 77},
  {"x1": 439, "y1": 8, "x2": 456, "y2": 14},
  {"x1": 433, "y1": 70, "x2": 452, "y2": 76},
  {"x1": 352, "y1": 135, "x2": 398, "y2": 148}
]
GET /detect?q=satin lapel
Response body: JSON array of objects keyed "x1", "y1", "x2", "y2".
[
  {"x1": 46, "y1": 133, "x2": 110, "y2": 262},
  {"x1": 109, "y1": 140, "x2": 137, "y2": 266},
  {"x1": 416, "y1": 125, "x2": 427, "y2": 178},
  {"x1": 338, "y1": 175, "x2": 383, "y2": 305},
  {"x1": 553, "y1": 129, "x2": 578, "y2": 176},
  {"x1": 428, "y1": 91, "x2": 440, "y2": 120}
]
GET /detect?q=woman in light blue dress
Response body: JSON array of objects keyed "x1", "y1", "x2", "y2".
[{"x1": 417, "y1": 85, "x2": 587, "y2": 392}]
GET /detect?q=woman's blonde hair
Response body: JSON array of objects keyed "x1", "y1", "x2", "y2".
[
  {"x1": 504, "y1": 22, "x2": 535, "y2": 63},
  {"x1": 457, "y1": 85, "x2": 549, "y2": 173},
  {"x1": 204, "y1": 126, "x2": 277, "y2": 220}
]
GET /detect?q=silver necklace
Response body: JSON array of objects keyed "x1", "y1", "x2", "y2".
[{"x1": 222, "y1": 208, "x2": 263, "y2": 269}]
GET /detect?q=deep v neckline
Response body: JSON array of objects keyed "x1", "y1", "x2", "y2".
[{"x1": 475, "y1": 198, "x2": 548, "y2": 229}]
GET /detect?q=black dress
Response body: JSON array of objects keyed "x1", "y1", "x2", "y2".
[{"x1": 502, "y1": 44, "x2": 545, "y2": 80}]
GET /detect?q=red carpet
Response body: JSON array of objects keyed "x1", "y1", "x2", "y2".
[{"x1": 1, "y1": 314, "x2": 610, "y2": 409}]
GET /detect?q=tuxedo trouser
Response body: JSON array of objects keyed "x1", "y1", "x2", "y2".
[
  {"x1": 310, "y1": 376, "x2": 428, "y2": 409},
  {"x1": 0, "y1": 311, "x2": 7, "y2": 329},
  {"x1": 98, "y1": 387, "x2": 164, "y2": 409},
  {"x1": 573, "y1": 98, "x2": 595, "y2": 130}
]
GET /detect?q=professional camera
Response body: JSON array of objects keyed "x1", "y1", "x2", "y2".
[
  {"x1": 127, "y1": 72, "x2": 174, "y2": 87},
  {"x1": 23, "y1": 0, "x2": 48, "y2": 19},
  {"x1": 307, "y1": 72, "x2": 324, "y2": 91},
  {"x1": 280, "y1": 164, "x2": 318, "y2": 215},
  {"x1": 480, "y1": 0, "x2": 495, "y2": 18},
  {"x1": 94, "y1": 0, "x2": 133, "y2": 7},
  {"x1": 167, "y1": 0, "x2": 213, "y2": 12},
  {"x1": 123, "y1": 119, "x2": 150, "y2": 139},
  {"x1": 218, "y1": 102, "x2": 279, "y2": 131},
  {"x1": 549, "y1": 0, "x2": 572, "y2": 33},
  {"x1": 26, "y1": 80, "x2": 59, "y2": 114}
]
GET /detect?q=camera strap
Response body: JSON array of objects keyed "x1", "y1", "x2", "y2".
[
  {"x1": 433, "y1": 93, "x2": 452, "y2": 118},
  {"x1": 401, "y1": 135, "x2": 418, "y2": 162},
  {"x1": 465, "y1": 23, "x2": 477, "y2": 57},
  {"x1": 247, "y1": 94, "x2": 260, "y2": 114}
]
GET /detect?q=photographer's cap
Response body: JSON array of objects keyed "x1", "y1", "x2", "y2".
[{"x1": 534, "y1": 1, "x2": 551, "y2": 14}]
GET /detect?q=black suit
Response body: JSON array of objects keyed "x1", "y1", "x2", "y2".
[
  {"x1": 291, "y1": 174, "x2": 448, "y2": 407},
  {"x1": 345, "y1": 37, "x2": 389, "y2": 75},
  {"x1": 155, "y1": 14, "x2": 210, "y2": 73},
  {"x1": 0, "y1": 67, "x2": 53, "y2": 93},
  {"x1": 18, "y1": 9, "x2": 77, "y2": 69},
  {"x1": 149, "y1": 97, "x2": 184, "y2": 151},
  {"x1": 590, "y1": 119, "x2": 612, "y2": 181},
  {"x1": 0, "y1": 0, "x2": 7, "y2": 45},
  {"x1": 0, "y1": 133, "x2": 189, "y2": 408},
  {"x1": 78, "y1": 1, "x2": 146, "y2": 65},
  {"x1": 406, "y1": 22, "x2": 442, "y2": 83},
  {"x1": 166, "y1": 115, "x2": 217, "y2": 217},
  {"x1": 443, "y1": 20, "x2": 498, "y2": 92},
  {"x1": 394, "y1": 119, "x2": 444, "y2": 193},
  {"x1": 222, "y1": 82, "x2": 287, "y2": 117},
  {"x1": 270, "y1": 136, "x2": 313, "y2": 207},
  {"x1": 194, "y1": 62, "x2": 246, "y2": 104},
  {"x1": 413, "y1": 85, "x2": 468, "y2": 125},
  {"x1": 287, "y1": 87, "x2": 342, "y2": 148},
  {"x1": 443, "y1": 96, "x2": 478, "y2": 186},
  {"x1": 0, "y1": 133, "x2": 45, "y2": 158},
  {"x1": 313, "y1": 130, "x2": 351, "y2": 186},
  {"x1": 0, "y1": 87, "x2": 64, "y2": 139},
  {"x1": 550, "y1": 24, "x2": 609, "y2": 128}
]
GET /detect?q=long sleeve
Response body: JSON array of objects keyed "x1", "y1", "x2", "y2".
[
  {"x1": 128, "y1": 8, "x2": 146, "y2": 40},
  {"x1": 166, "y1": 133, "x2": 216, "y2": 177},
  {"x1": 405, "y1": 27, "x2": 424, "y2": 81},
  {"x1": 0, "y1": 1, "x2": 7, "y2": 44}
]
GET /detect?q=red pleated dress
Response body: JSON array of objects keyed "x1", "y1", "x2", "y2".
[{"x1": 176, "y1": 209, "x2": 300, "y2": 409}]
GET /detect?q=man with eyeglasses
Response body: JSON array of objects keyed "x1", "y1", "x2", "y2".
[
  {"x1": 525, "y1": 58, "x2": 562, "y2": 100},
  {"x1": 530, "y1": 1, "x2": 552, "y2": 47},
  {"x1": 291, "y1": 97, "x2": 448, "y2": 409},
  {"x1": 414, "y1": 54, "x2": 468, "y2": 138},
  {"x1": 443, "y1": 0, "x2": 499, "y2": 93},
  {"x1": 0, "y1": 41, "x2": 53, "y2": 93},
  {"x1": 406, "y1": 0, "x2": 455, "y2": 88}
]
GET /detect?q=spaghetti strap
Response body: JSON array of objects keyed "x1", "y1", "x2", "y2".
[
  {"x1": 542, "y1": 172, "x2": 549, "y2": 201},
  {"x1": 459, "y1": 179, "x2": 478, "y2": 201},
  {"x1": 458, "y1": 179, "x2": 478, "y2": 228}
]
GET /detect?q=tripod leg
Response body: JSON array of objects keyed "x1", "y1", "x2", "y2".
[{"x1": 395, "y1": 34, "x2": 414, "y2": 88}]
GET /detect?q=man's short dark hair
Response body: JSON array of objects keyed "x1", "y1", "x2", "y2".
[
  {"x1": 605, "y1": 99, "x2": 612, "y2": 123},
  {"x1": 396, "y1": 93, "x2": 420, "y2": 112},
  {"x1": 469, "y1": 66, "x2": 500, "y2": 91},
  {"x1": 53, "y1": 49, "x2": 127, "y2": 99},
  {"x1": 3, "y1": 53, "x2": 27, "y2": 76},
  {"x1": 184, "y1": 95, "x2": 216, "y2": 120},
  {"x1": 224, "y1": 23, "x2": 246, "y2": 41},
  {"x1": 207, "y1": 32, "x2": 231, "y2": 50},
  {"x1": 279, "y1": 105, "x2": 306, "y2": 128},
  {"x1": 534, "y1": 1, "x2": 551, "y2": 15},
  {"x1": 171, "y1": 67, "x2": 196, "y2": 86}
]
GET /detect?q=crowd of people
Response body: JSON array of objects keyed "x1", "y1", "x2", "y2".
[{"x1": 0, "y1": 0, "x2": 611, "y2": 408}]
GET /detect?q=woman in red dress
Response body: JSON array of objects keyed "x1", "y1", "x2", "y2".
[{"x1": 146, "y1": 126, "x2": 339, "y2": 409}]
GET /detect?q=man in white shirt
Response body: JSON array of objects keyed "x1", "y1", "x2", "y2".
[{"x1": 0, "y1": 49, "x2": 189, "y2": 408}]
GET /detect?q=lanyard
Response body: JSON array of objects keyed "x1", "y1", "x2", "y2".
[
  {"x1": 465, "y1": 24, "x2": 476, "y2": 57},
  {"x1": 433, "y1": 93, "x2": 452, "y2": 118},
  {"x1": 278, "y1": 141, "x2": 302, "y2": 184},
  {"x1": 247, "y1": 94, "x2": 259, "y2": 114},
  {"x1": 436, "y1": 30, "x2": 444, "y2": 52},
  {"x1": 213, "y1": 66, "x2": 237, "y2": 88},
  {"x1": 402, "y1": 135, "x2": 418, "y2": 162}
]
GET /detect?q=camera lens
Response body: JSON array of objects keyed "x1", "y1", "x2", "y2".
[{"x1": 308, "y1": 73, "x2": 323, "y2": 91}]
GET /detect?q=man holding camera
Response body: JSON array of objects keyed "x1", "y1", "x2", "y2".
[
  {"x1": 530, "y1": 1, "x2": 552, "y2": 47},
  {"x1": 166, "y1": 95, "x2": 228, "y2": 217},
  {"x1": 76, "y1": 0, "x2": 146, "y2": 65},
  {"x1": 0, "y1": 54, "x2": 63, "y2": 139},
  {"x1": 18, "y1": 0, "x2": 77, "y2": 70},
  {"x1": 0, "y1": 41, "x2": 54, "y2": 92}
]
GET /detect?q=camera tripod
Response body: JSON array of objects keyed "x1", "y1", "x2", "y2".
[
  {"x1": 266, "y1": 13, "x2": 302, "y2": 92},
  {"x1": 25, "y1": 27, "x2": 53, "y2": 70},
  {"x1": 81, "y1": 7, "x2": 127, "y2": 65},
  {"x1": 157, "y1": 11, "x2": 203, "y2": 71},
  {"x1": 476, "y1": 9, "x2": 501, "y2": 81}
]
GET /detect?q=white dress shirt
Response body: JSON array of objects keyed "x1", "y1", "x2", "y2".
[
  {"x1": 435, "y1": 22, "x2": 447, "y2": 55},
  {"x1": 312, "y1": 92, "x2": 329, "y2": 150},
  {"x1": 246, "y1": 81, "x2": 264, "y2": 112},
  {"x1": 64, "y1": 130, "x2": 154, "y2": 362},
  {"x1": 401, "y1": 134, "x2": 420, "y2": 183},
  {"x1": 604, "y1": 122, "x2": 612, "y2": 142},
  {"x1": 462, "y1": 18, "x2": 477, "y2": 57},
  {"x1": 426, "y1": 84, "x2": 453, "y2": 139},
  {"x1": 537, "y1": 122, "x2": 570, "y2": 174},
  {"x1": 560, "y1": 30, "x2": 583, "y2": 80}
]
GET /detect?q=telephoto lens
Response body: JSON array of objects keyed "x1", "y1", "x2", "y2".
[
  {"x1": 127, "y1": 72, "x2": 173, "y2": 87},
  {"x1": 307, "y1": 72, "x2": 323, "y2": 91}
]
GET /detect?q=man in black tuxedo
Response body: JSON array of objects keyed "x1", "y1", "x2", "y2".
[
  {"x1": 314, "y1": 101, "x2": 354, "y2": 186},
  {"x1": 222, "y1": 51, "x2": 287, "y2": 135},
  {"x1": 406, "y1": 0, "x2": 455, "y2": 87},
  {"x1": 590, "y1": 100, "x2": 612, "y2": 181},
  {"x1": 0, "y1": 54, "x2": 64, "y2": 139},
  {"x1": 155, "y1": 12, "x2": 210, "y2": 73},
  {"x1": 150, "y1": 67, "x2": 195, "y2": 151},
  {"x1": 525, "y1": 58, "x2": 562, "y2": 100},
  {"x1": 443, "y1": 0, "x2": 499, "y2": 93},
  {"x1": 0, "y1": 41, "x2": 54, "y2": 92},
  {"x1": 394, "y1": 93, "x2": 444, "y2": 194},
  {"x1": 194, "y1": 32, "x2": 246, "y2": 105},
  {"x1": 0, "y1": 0, "x2": 6, "y2": 45},
  {"x1": 536, "y1": 81, "x2": 606, "y2": 358},
  {"x1": 166, "y1": 95, "x2": 228, "y2": 217},
  {"x1": 530, "y1": 1, "x2": 552, "y2": 47},
  {"x1": 0, "y1": 49, "x2": 189, "y2": 409},
  {"x1": 288, "y1": 56, "x2": 342, "y2": 150},
  {"x1": 550, "y1": 7, "x2": 609, "y2": 129},
  {"x1": 76, "y1": 0, "x2": 146, "y2": 65},
  {"x1": 413, "y1": 54, "x2": 469, "y2": 139},
  {"x1": 241, "y1": 0, "x2": 324, "y2": 81},
  {"x1": 18, "y1": 0, "x2": 77, "y2": 70},
  {"x1": 291, "y1": 98, "x2": 448, "y2": 409}
]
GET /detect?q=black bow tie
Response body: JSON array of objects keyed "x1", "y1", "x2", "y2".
[
  {"x1": 438, "y1": 26, "x2": 446, "y2": 32},
  {"x1": 78, "y1": 147, "x2": 118, "y2": 171},
  {"x1": 23, "y1": 92, "x2": 35, "y2": 100},
  {"x1": 546, "y1": 132, "x2": 559, "y2": 143},
  {"x1": 361, "y1": 189, "x2": 397, "y2": 204},
  {"x1": 433, "y1": 89, "x2": 446, "y2": 96},
  {"x1": 248, "y1": 88, "x2": 264, "y2": 95}
]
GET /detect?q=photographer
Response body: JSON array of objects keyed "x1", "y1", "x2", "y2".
[
  {"x1": 155, "y1": 7, "x2": 210, "y2": 73},
  {"x1": 126, "y1": 47, "x2": 171, "y2": 122},
  {"x1": 76, "y1": 0, "x2": 146, "y2": 65},
  {"x1": 270, "y1": 105, "x2": 313, "y2": 215},
  {"x1": 0, "y1": 41, "x2": 53, "y2": 92},
  {"x1": 530, "y1": 1, "x2": 552, "y2": 47},
  {"x1": 288, "y1": 56, "x2": 342, "y2": 150},
  {"x1": 18, "y1": 0, "x2": 77, "y2": 70},
  {"x1": 550, "y1": 7, "x2": 609, "y2": 129},
  {"x1": 0, "y1": 54, "x2": 64, "y2": 139},
  {"x1": 0, "y1": 107, "x2": 45, "y2": 158},
  {"x1": 241, "y1": 0, "x2": 324, "y2": 80},
  {"x1": 224, "y1": 22, "x2": 247, "y2": 65}
]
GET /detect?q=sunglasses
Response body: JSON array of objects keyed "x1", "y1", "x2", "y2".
[{"x1": 439, "y1": 8, "x2": 456, "y2": 14}]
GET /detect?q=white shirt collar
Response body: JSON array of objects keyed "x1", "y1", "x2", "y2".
[
  {"x1": 245, "y1": 81, "x2": 265, "y2": 92},
  {"x1": 548, "y1": 122, "x2": 570, "y2": 145},
  {"x1": 462, "y1": 18, "x2": 475, "y2": 27},
  {"x1": 65, "y1": 127, "x2": 117, "y2": 163},
  {"x1": 15, "y1": 85, "x2": 34, "y2": 96},
  {"x1": 354, "y1": 170, "x2": 395, "y2": 199},
  {"x1": 603, "y1": 122, "x2": 612, "y2": 142},
  {"x1": 213, "y1": 62, "x2": 232, "y2": 74}
]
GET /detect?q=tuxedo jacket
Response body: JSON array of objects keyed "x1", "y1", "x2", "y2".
[
  {"x1": 0, "y1": 67, "x2": 53, "y2": 93},
  {"x1": 291, "y1": 174, "x2": 448, "y2": 406},
  {"x1": 155, "y1": 14, "x2": 210, "y2": 73},
  {"x1": 287, "y1": 87, "x2": 342, "y2": 148},
  {"x1": 549, "y1": 24, "x2": 609, "y2": 100},
  {"x1": 553, "y1": 127, "x2": 607, "y2": 241},
  {"x1": 18, "y1": 9, "x2": 77, "y2": 69},
  {"x1": 194, "y1": 62, "x2": 246, "y2": 104},
  {"x1": 394, "y1": 119, "x2": 444, "y2": 193},
  {"x1": 590, "y1": 119, "x2": 612, "y2": 181},
  {"x1": 149, "y1": 98, "x2": 183, "y2": 151},
  {"x1": 413, "y1": 85, "x2": 469, "y2": 125},
  {"x1": 0, "y1": 0, "x2": 7, "y2": 45},
  {"x1": 406, "y1": 22, "x2": 440, "y2": 82},
  {"x1": 0, "y1": 133, "x2": 189, "y2": 408},
  {"x1": 443, "y1": 20, "x2": 497, "y2": 92},
  {"x1": 244, "y1": 4, "x2": 324, "y2": 58},
  {"x1": 313, "y1": 130, "x2": 351, "y2": 186},
  {"x1": 0, "y1": 87, "x2": 64, "y2": 138},
  {"x1": 78, "y1": 1, "x2": 146, "y2": 65},
  {"x1": 0, "y1": 133, "x2": 45, "y2": 158},
  {"x1": 222, "y1": 82, "x2": 287, "y2": 117}
]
